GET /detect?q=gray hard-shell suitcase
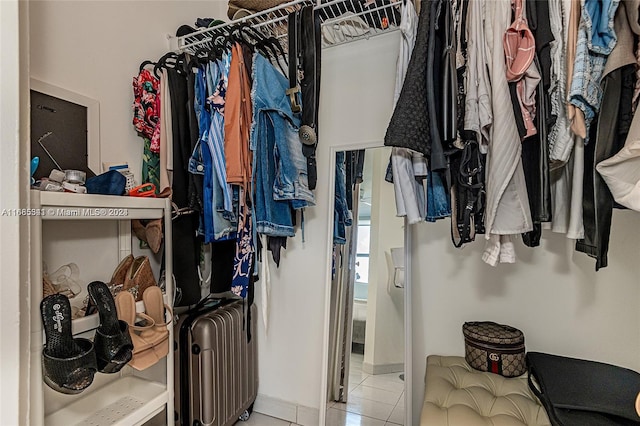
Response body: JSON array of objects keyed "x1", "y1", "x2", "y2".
[{"x1": 174, "y1": 299, "x2": 258, "y2": 426}]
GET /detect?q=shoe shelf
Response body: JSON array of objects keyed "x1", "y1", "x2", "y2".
[
  {"x1": 44, "y1": 376, "x2": 167, "y2": 426},
  {"x1": 29, "y1": 190, "x2": 174, "y2": 426},
  {"x1": 71, "y1": 295, "x2": 171, "y2": 336}
]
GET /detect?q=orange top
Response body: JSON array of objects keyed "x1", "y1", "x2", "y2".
[{"x1": 224, "y1": 43, "x2": 253, "y2": 187}]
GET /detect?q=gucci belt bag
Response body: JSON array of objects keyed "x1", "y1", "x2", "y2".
[{"x1": 463, "y1": 321, "x2": 526, "y2": 377}]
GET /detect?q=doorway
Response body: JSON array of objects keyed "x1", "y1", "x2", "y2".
[{"x1": 326, "y1": 147, "x2": 405, "y2": 425}]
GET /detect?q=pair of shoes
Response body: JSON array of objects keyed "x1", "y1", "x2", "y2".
[
  {"x1": 115, "y1": 286, "x2": 172, "y2": 370},
  {"x1": 105, "y1": 254, "x2": 158, "y2": 302},
  {"x1": 40, "y1": 282, "x2": 134, "y2": 394},
  {"x1": 111, "y1": 255, "x2": 158, "y2": 302}
]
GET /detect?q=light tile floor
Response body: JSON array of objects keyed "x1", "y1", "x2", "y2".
[
  {"x1": 234, "y1": 354, "x2": 404, "y2": 426},
  {"x1": 327, "y1": 353, "x2": 405, "y2": 426}
]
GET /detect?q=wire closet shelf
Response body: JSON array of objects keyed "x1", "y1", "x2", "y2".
[{"x1": 170, "y1": 0, "x2": 403, "y2": 54}]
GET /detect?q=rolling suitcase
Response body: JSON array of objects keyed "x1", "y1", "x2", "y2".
[{"x1": 174, "y1": 299, "x2": 258, "y2": 426}]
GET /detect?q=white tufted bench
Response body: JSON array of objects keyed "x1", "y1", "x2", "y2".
[{"x1": 421, "y1": 355, "x2": 551, "y2": 425}]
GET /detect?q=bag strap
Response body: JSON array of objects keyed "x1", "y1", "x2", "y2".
[{"x1": 286, "y1": 9, "x2": 302, "y2": 112}]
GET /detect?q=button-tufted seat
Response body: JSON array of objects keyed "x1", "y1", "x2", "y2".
[{"x1": 421, "y1": 355, "x2": 551, "y2": 425}]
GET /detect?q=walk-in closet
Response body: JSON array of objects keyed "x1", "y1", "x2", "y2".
[{"x1": 3, "y1": 1, "x2": 640, "y2": 426}]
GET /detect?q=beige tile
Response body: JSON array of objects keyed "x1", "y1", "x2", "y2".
[
  {"x1": 242, "y1": 412, "x2": 292, "y2": 426},
  {"x1": 333, "y1": 395, "x2": 395, "y2": 421},
  {"x1": 387, "y1": 401, "x2": 404, "y2": 425},
  {"x1": 361, "y1": 375, "x2": 405, "y2": 393},
  {"x1": 325, "y1": 408, "x2": 387, "y2": 426},
  {"x1": 349, "y1": 370, "x2": 369, "y2": 386},
  {"x1": 350, "y1": 384, "x2": 403, "y2": 405},
  {"x1": 296, "y1": 405, "x2": 319, "y2": 426},
  {"x1": 385, "y1": 423, "x2": 403, "y2": 426}
]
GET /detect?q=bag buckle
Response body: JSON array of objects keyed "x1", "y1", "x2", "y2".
[{"x1": 286, "y1": 86, "x2": 302, "y2": 113}]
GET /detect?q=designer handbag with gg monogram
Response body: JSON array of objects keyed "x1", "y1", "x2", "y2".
[{"x1": 463, "y1": 321, "x2": 526, "y2": 377}]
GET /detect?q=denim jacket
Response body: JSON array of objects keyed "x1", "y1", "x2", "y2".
[{"x1": 251, "y1": 53, "x2": 315, "y2": 236}]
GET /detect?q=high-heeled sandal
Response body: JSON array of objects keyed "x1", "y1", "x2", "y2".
[
  {"x1": 114, "y1": 291, "x2": 160, "y2": 371},
  {"x1": 41, "y1": 294, "x2": 97, "y2": 394},
  {"x1": 87, "y1": 281, "x2": 134, "y2": 373},
  {"x1": 124, "y1": 256, "x2": 157, "y2": 302},
  {"x1": 110, "y1": 254, "x2": 134, "y2": 286},
  {"x1": 82, "y1": 255, "x2": 133, "y2": 317},
  {"x1": 132, "y1": 219, "x2": 163, "y2": 254},
  {"x1": 141, "y1": 286, "x2": 172, "y2": 360}
]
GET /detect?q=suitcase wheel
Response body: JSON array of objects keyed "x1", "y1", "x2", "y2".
[{"x1": 238, "y1": 410, "x2": 250, "y2": 422}]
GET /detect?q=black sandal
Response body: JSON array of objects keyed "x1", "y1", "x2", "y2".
[
  {"x1": 88, "y1": 281, "x2": 133, "y2": 373},
  {"x1": 41, "y1": 294, "x2": 97, "y2": 394}
]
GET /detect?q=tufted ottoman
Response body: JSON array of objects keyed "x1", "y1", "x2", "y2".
[{"x1": 421, "y1": 355, "x2": 551, "y2": 425}]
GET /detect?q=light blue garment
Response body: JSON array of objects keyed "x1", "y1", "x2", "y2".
[
  {"x1": 208, "y1": 55, "x2": 234, "y2": 215},
  {"x1": 189, "y1": 66, "x2": 214, "y2": 242},
  {"x1": 334, "y1": 151, "x2": 352, "y2": 245},
  {"x1": 569, "y1": 0, "x2": 619, "y2": 141},
  {"x1": 206, "y1": 60, "x2": 236, "y2": 241},
  {"x1": 251, "y1": 53, "x2": 315, "y2": 237},
  {"x1": 426, "y1": 169, "x2": 450, "y2": 222}
]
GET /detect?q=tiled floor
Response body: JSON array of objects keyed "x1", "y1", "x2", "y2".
[
  {"x1": 326, "y1": 353, "x2": 405, "y2": 426},
  {"x1": 235, "y1": 412, "x2": 300, "y2": 426},
  {"x1": 234, "y1": 354, "x2": 404, "y2": 426}
]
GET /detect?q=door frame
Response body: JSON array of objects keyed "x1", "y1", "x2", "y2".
[{"x1": 319, "y1": 142, "x2": 412, "y2": 425}]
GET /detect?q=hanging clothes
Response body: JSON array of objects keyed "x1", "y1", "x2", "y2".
[
  {"x1": 464, "y1": 0, "x2": 491, "y2": 151},
  {"x1": 167, "y1": 63, "x2": 202, "y2": 306},
  {"x1": 389, "y1": 0, "x2": 427, "y2": 225},
  {"x1": 482, "y1": 0, "x2": 533, "y2": 266},
  {"x1": 251, "y1": 53, "x2": 314, "y2": 238},
  {"x1": 568, "y1": 0, "x2": 620, "y2": 142},
  {"x1": 576, "y1": 0, "x2": 638, "y2": 270},
  {"x1": 225, "y1": 43, "x2": 253, "y2": 188},
  {"x1": 159, "y1": 69, "x2": 173, "y2": 192},
  {"x1": 133, "y1": 68, "x2": 161, "y2": 190},
  {"x1": 384, "y1": 0, "x2": 432, "y2": 156}
]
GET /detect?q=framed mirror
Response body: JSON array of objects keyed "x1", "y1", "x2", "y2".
[
  {"x1": 323, "y1": 146, "x2": 410, "y2": 425},
  {"x1": 30, "y1": 79, "x2": 100, "y2": 179}
]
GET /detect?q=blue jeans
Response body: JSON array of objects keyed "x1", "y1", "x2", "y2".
[
  {"x1": 190, "y1": 67, "x2": 214, "y2": 241},
  {"x1": 426, "y1": 169, "x2": 450, "y2": 222},
  {"x1": 334, "y1": 151, "x2": 352, "y2": 244},
  {"x1": 251, "y1": 53, "x2": 315, "y2": 236}
]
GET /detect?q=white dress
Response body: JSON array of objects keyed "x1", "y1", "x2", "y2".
[{"x1": 482, "y1": 0, "x2": 533, "y2": 265}]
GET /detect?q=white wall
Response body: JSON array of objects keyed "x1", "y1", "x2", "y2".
[
  {"x1": 410, "y1": 213, "x2": 640, "y2": 424},
  {"x1": 0, "y1": 1, "x2": 30, "y2": 424},
  {"x1": 363, "y1": 147, "x2": 404, "y2": 374},
  {"x1": 257, "y1": 32, "x2": 402, "y2": 414},
  {"x1": 29, "y1": 0, "x2": 228, "y2": 181}
]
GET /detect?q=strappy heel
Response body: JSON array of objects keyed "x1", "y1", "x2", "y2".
[
  {"x1": 114, "y1": 291, "x2": 160, "y2": 371},
  {"x1": 88, "y1": 281, "x2": 134, "y2": 373},
  {"x1": 41, "y1": 294, "x2": 97, "y2": 394},
  {"x1": 141, "y1": 286, "x2": 172, "y2": 360}
]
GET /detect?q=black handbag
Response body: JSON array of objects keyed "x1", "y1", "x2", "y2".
[{"x1": 526, "y1": 352, "x2": 640, "y2": 426}]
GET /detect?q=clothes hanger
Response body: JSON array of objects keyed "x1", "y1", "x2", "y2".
[
  {"x1": 139, "y1": 60, "x2": 156, "y2": 73},
  {"x1": 153, "y1": 52, "x2": 178, "y2": 77}
]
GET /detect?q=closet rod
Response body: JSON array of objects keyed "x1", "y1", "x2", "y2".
[{"x1": 168, "y1": 0, "x2": 402, "y2": 54}]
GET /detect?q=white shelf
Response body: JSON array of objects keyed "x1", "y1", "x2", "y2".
[
  {"x1": 31, "y1": 190, "x2": 168, "y2": 220},
  {"x1": 71, "y1": 295, "x2": 170, "y2": 336},
  {"x1": 44, "y1": 376, "x2": 167, "y2": 426},
  {"x1": 29, "y1": 189, "x2": 174, "y2": 426}
]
